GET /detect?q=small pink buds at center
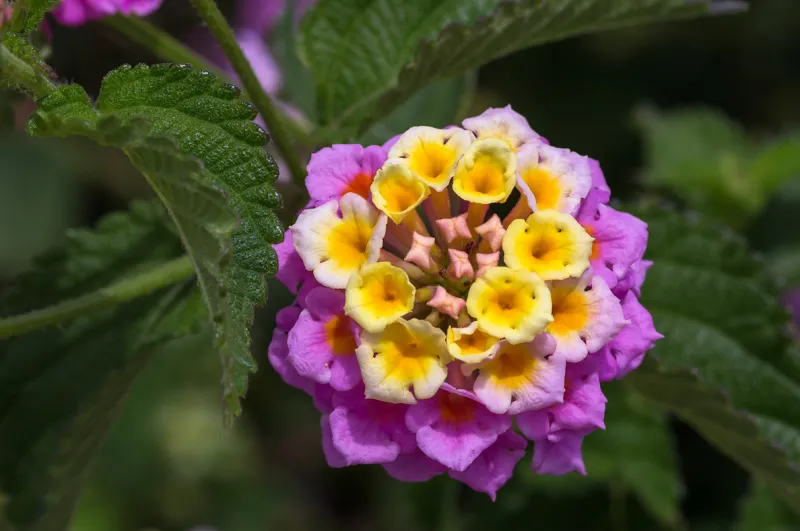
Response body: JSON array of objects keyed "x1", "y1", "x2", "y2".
[
  {"x1": 435, "y1": 213, "x2": 471, "y2": 244},
  {"x1": 405, "y1": 232, "x2": 436, "y2": 270},
  {"x1": 476, "y1": 215, "x2": 505, "y2": 252},
  {"x1": 447, "y1": 249, "x2": 475, "y2": 280},
  {"x1": 428, "y1": 286, "x2": 466, "y2": 319},
  {"x1": 476, "y1": 252, "x2": 500, "y2": 277}
]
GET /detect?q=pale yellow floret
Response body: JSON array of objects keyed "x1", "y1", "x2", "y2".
[
  {"x1": 291, "y1": 193, "x2": 387, "y2": 289},
  {"x1": 503, "y1": 210, "x2": 593, "y2": 281},
  {"x1": 452, "y1": 139, "x2": 517, "y2": 204},
  {"x1": 356, "y1": 318, "x2": 449, "y2": 403},
  {"x1": 446, "y1": 321, "x2": 500, "y2": 363},
  {"x1": 466, "y1": 266, "x2": 553, "y2": 344},
  {"x1": 516, "y1": 143, "x2": 591, "y2": 214},
  {"x1": 345, "y1": 262, "x2": 416, "y2": 333},
  {"x1": 388, "y1": 126, "x2": 474, "y2": 191},
  {"x1": 371, "y1": 161, "x2": 430, "y2": 224}
]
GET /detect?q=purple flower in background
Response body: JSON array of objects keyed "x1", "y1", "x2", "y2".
[{"x1": 52, "y1": 0, "x2": 161, "y2": 26}]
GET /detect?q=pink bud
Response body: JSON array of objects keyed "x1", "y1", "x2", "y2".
[
  {"x1": 404, "y1": 232, "x2": 436, "y2": 270},
  {"x1": 476, "y1": 215, "x2": 506, "y2": 252},
  {"x1": 427, "y1": 286, "x2": 466, "y2": 320}
]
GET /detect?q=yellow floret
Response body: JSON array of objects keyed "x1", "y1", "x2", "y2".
[
  {"x1": 388, "y1": 126, "x2": 474, "y2": 191},
  {"x1": 446, "y1": 321, "x2": 500, "y2": 363},
  {"x1": 466, "y1": 266, "x2": 552, "y2": 344},
  {"x1": 503, "y1": 210, "x2": 593, "y2": 281},
  {"x1": 345, "y1": 262, "x2": 416, "y2": 333},
  {"x1": 452, "y1": 139, "x2": 517, "y2": 204},
  {"x1": 356, "y1": 318, "x2": 449, "y2": 403},
  {"x1": 371, "y1": 162, "x2": 430, "y2": 224}
]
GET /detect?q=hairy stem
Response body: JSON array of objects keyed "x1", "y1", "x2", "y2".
[
  {"x1": 0, "y1": 41, "x2": 56, "y2": 98},
  {"x1": 187, "y1": 0, "x2": 306, "y2": 186},
  {"x1": 104, "y1": 15, "x2": 227, "y2": 79},
  {"x1": 0, "y1": 256, "x2": 195, "y2": 339}
]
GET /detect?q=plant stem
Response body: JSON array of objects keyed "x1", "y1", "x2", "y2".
[
  {"x1": 0, "y1": 41, "x2": 56, "y2": 98},
  {"x1": 104, "y1": 16, "x2": 227, "y2": 81},
  {"x1": 0, "y1": 256, "x2": 195, "y2": 339},
  {"x1": 187, "y1": 0, "x2": 306, "y2": 186}
]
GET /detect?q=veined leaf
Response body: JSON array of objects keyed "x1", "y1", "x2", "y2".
[
  {"x1": 583, "y1": 382, "x2": 682, "y2": 527},
  {"x1": 0, "y1": 201, "x2": 208, "y2": 529},
  {"x1": 7, "y1": 0, "x2": 61, "y2": 32},
  {"x1": 28, "y1": 63, "x2": 284, "y2": 421},
  {"x1": 624, "y1": 204, "x2": 800, "y2": 511},
  {"x1": 736, "y1": 481, "x2": 800, "y2": 531},
  {"x1": 300, "y1": 0, "x2": 746, "y2": 132}
]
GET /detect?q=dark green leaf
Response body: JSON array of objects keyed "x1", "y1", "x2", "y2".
[
  {"x1": 0, "y1": 201, "x2": 208, "y2": 529},
  {"x1": 8, "y1": 0, "x2": 61, "y2": 32},
  {"x1": 582, "y1": 382, "x2": 682, "y2": 527},
  {"x1": 623, "y1": 204, "x2": 800, "y2": 511},
  {"x1": 736, "y1": 481, "x2": 800, "y2": 531},
  {"x1": 300, "y1": 0, "x2": 744, "y2": 131},
  {"x1": 637, "y1": 107, "x2": 800, "y2": 230},
  {"x1": 96, "y1": 64, "x2": 283, "y2": 420},
  {"x1": 0, "y1": 32, "x2": 55, "y2": 97},
  {"x1": 28, "y1": 63, "x2": 284, "y2": 421}
]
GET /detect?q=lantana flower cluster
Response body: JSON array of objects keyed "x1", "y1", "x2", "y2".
[{"x1": 269, "y1": 106, "x2": 661, "y2": 499}]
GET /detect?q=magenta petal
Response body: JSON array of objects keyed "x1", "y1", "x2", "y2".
[
  {"x1": 449, "y1": 431, "x2": 527, "y2": 501},
  {"x1": 287, "y1": 287, "x2": 360, "y2": 390},
  {"x1": 321, "y1": 415, "x2": 347, "y2": 468},
  {"x1": 276, "y1": 305, "x2": 302, "y2": 332},
  {"x1": 328, "y1": 406, "x2": 403, "y2": 465},
  {"x1": 549, "y1": 372, "x2": 606, "y2": 434},
  {"x1": 613, "y1": 259, "x2": 653, "y2": 299},
  {"x1": 406, "y1": 390, "x2": 512, "y2": 472},
  {"x1": 612, "y1": 292, "x2": 662, "y2": 378},
  {"x1": 267, "y1": 329, "x2": 315, "y2": 395},
  {"x1": 382, "y1": 450, "x2": 447, "y2": 482},
  {"x1": 532, "y1": 433, "x2": 587, "y2": 476},
  {"x1": 516, "y1": 410, "x2": 549, "y2": 440},
  {"x1": 305, "y1": 144, "x2": 386, "y2": 205},
  {"x1": 587, "y1": 158, "x2": 611, "y2": 205},
  {"x1": 275, "y1": 229, "x2": 313, "y2": 294},
  {"x1": 578, "y1": 203, "x2": 648, "y2": 290}
]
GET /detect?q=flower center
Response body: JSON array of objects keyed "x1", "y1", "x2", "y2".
[{"x1": 324, "y1": 315, "x2": 357, "y2": 356}]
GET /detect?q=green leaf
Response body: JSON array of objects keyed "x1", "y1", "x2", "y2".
[
  {"x1": 97, "y1": 64, "x2": 283, "y2": 420},
  {"x1": 0, "y1": 32, "x2": 55, "y2": 97},
  {"x1": 300, "y1": 0, "x2": 744, "y2": 132},
  {"x1": 8, "y1": 0, "x2": 62, "y2": 32},
  {"x1": 582, "y1": 382, "x2": 682, "y2": 527},
  {"x1": 28, "y1": 63, "x2": 284, "y2": 421},
  {"x1": 623, "y1": 204, "x2": 800, "y2": 511},
  {"x1": 637, "y1": 107, "x2": 800, "y2": 230},
  {"x1": 736, "y1": 481, "x2": 800, "y2": 531},
  {"x1": 0, "y1": 201, "x2": 208, "y2": 529}
]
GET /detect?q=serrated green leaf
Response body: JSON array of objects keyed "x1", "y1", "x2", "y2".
[
  {"x1": 7, "y1": 0, "x2": 61, "y2": 32},
  {"x1": 300, "y1": 0, "x2": 745, "y2": 132},
  {"x1": 623, "y1": 204, "x2": 800, "y2": 512},
  {"x1": 0, "y1": 32, "x2": 55, "y2": 97},
  {"x1": 95, "y1": 64, "x2": 283, "y2": 420},
  {"x1": 582, "y1": 382, "x2": 682, "y2": 527},
  {"x1": 27, "y1": 63, "x2": 284, "y2": 421},
  {"x1": 0, "y1": 201, "x2": 208, "y2": 529}
]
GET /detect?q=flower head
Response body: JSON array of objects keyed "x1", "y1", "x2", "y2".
[{"x1": 271, "y1": 107, "x2": 660, "y2": 498}]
